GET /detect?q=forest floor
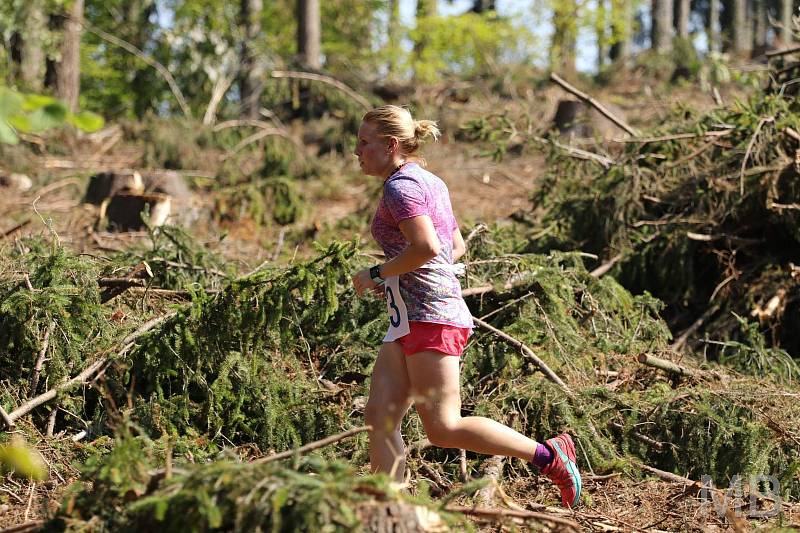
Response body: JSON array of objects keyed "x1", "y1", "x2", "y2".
[{"x1": 2, "y1": 74, "x2": 798, "y2": 532}]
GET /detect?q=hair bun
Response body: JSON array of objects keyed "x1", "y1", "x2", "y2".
[{"x1": 413, "y1": 119, "x2": 441, "y2": 141}]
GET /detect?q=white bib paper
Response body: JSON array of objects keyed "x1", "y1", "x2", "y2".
[
  {"x1": 382, "y1": 275, "x2": 410, "y2": 342},
  {"x1": 380, "y1": 263, "x2": 465, "y2": 342}
]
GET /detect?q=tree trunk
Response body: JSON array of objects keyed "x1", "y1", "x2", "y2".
[
  {"x1": 387, "y1": 0, "x2": 400, "y2": 75},
  {"x1": 413, "y1": 0, "x2": 436, "y2": 69},
  {"x1": 54, "y1": 0, "x2": 83, "y2": 111},
  {"x1": 550, "y1": 0, "x2": 578, "y2": 77},
  {"x1": 731, "y1": 0, "x2": 751, "y2": 57},
  {"x1": 651, "y1": 0, "x2": 674, "y2": 52},
  {"x1": 297, "y1": 0, "x2": 321, "y2": 69},
  {"x1": 240, "y1": 0, "x2": 263, "y2": 119},
  {"x1": 19, "y1": 0, "x2": 47, "y2": 92},
  {"x1": 752, "y1": 0, "x2": 767, "y2": 51},
  {"x1": 471, "y1": 0, "x2": 496, "y2": 12},
  {"x1": 610, "y1": 0, "x2": 633, "y2": 63},
  {"x1": 708, "y1": 0, "x2": 721, "y2": 52},
  {"x1": 676, "y1": 0, "x2": 690, "y2": 38},
  {"x1": 596, "y1": 0, "x2": 609, "y2": 71},
  {"x1": 780, "y1": 0, "x2": 793, "y2": 44}
]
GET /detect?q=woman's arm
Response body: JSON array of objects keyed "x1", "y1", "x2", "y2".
[
  {"x1": 352, "y1": 215, "x2": 439, "y2": 295},
  {"x1": 452, "y1": 227, "x2": 466, "y2": 261}
]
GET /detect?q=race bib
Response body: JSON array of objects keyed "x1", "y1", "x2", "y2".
[{"x1": 382, "y1": 276, "x2": 410, "y2": 342}]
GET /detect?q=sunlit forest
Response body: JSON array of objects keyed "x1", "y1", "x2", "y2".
[{"x1": 1, "y1": 1, "x2": 799, "y2": 531}]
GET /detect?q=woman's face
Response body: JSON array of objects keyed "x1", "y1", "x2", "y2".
[{"x1": 354, "y1": 121, "x2": 392, "y2": 177}]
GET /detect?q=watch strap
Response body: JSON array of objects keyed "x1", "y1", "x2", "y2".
[{"x1": 369, "y1": 265, "x2": 384, "y2": 283}]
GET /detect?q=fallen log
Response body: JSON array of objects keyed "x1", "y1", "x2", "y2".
[{"x1": 636, "y1": 353, "x2": 695, "y2": 378}]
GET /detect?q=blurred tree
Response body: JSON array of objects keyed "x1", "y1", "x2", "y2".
[
  {"x1": 779, "y1": 0, "x2": 793, "y2": 44},
  {"x1": 609, "y1": 0, "x2": 634, "y2": 63},
  {"x1": 81, "y1": 0, "x2": 161, "y2": 117},
  {"x1": 730, "y1": 0, "x2": 751, "y2": 56},
  {"x1": 675, "y1": 0, "x2": 690, "y2": 37},
  {"x1": 652, "y1": 0, "x2": 673, "y2": 52},
  {"x1": 19, "y1": 0, "x2": 47, "y2": 91},
  {"x1": 413, "y1": 0, "x2": 436, "y2": 75},
  {"x1": 49, "y1": 0, "x2": 83, "y2": 111},
  {"x1": 240, "y1": 0, "x2": 263, "y2": 118},
  {"x1": 297, "y1": 0, "x2": 321, "y2": 69},
  {"x1": 550, "y1": 0, "x2": 578, "y2": 76},
  {"x1": 752, "y1": 0, "x2": 767, "y2": 51},
  {"x1": 470, "y1": 0, "x2": 497, "y2": 12}
]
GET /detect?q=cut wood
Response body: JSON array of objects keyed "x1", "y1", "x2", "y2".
[
  {"x1": 101, "y1": 193, "x2": 171, "y2": 231},
  {"x1": 636, "y1": 353, "x2": 695, "y2": 378},
  {"x1": 549, "y1": 72, "x2": 638, "y2": 137}
]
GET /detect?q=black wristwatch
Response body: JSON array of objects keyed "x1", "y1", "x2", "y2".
[{"x1": 369, "y1": 265, "x2": 384, "y2": 284}]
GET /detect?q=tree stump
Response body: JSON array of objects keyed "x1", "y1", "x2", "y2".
[
  {"x1": 101, "y1": 193, "x2": 171, "y2": 231},
  {"x1": 85, "y1": 171, "x2": 143, "y2": 205}
]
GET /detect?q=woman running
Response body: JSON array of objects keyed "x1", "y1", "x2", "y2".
[{"x1": 351, "y1": 105, "x2": 581, "y2": 508}]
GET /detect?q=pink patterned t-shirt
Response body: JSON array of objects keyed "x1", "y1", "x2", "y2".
[{"x1": 370, "y1": 163, "x2": 473, "y2": 329}]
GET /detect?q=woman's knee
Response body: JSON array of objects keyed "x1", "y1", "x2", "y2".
[
  {"x1": 422, "y1": 417, "x2": 461, "y2": 449},
  {"x1": 365, "y1": 397, "x2": 406, "y2": 433}
]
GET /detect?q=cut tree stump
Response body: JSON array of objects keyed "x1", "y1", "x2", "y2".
[
  {"x1": 101, "y1": 193, "x2": 171, "y2": 231},
  {"x1": 84, "y1": 171, "x2": 144, "y2": 204}
]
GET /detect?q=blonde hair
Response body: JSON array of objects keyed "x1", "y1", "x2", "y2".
[{"x1": 362, "y1": 105, "x2": 440, "y2": 164}]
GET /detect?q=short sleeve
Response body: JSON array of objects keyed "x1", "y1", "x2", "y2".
[{"x1": 383, "y1": 177, "x2": 429, "y2": 222}]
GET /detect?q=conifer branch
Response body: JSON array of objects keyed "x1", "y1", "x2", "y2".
[
  {"x1": 4, "y1": 312, "x2": 178, "y2": 429},
  {"x1": 253, "y1": 425, "x2": 371, "y2": 464},
  {"x1": 472, "y1": 316, "x2": 571, "y2": 392}
]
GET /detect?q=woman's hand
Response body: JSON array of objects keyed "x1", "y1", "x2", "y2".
[{"x1": 352, "y1": 268, "x2": 383, "y2": 297}]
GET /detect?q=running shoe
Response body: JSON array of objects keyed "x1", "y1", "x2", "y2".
[{"x1": 541, "y1": 433, "x2": 582, "y2": 508}]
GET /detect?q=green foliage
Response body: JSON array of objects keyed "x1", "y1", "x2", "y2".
[
  {"x1": 0, "y1": 235, "x2": 111, "y2": 394},
  {"x1": 0, "y1": 86, "x2": 104, "y2": 144},
  {"x1": 475, "y1": 89, "x2": 800, "y2": 366},
  {"x1": 108, "y1": 224, "x2": 232, "y2": 291},
  {"x1": 0, "y1": 437, "x2": 47, "y2": 481},
  {"x1": 123, "y1": 241, "x2": 359, "y2": 451},
  {"x1": 410, "y1": 12, "x2": 536, "y2": 83}
]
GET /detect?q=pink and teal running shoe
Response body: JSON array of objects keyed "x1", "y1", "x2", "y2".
[{"x1": 541, "y1": 433, "x2": 582, "y2": 508}]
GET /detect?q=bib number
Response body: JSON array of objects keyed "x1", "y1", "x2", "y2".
[{"x1": 382, "y1": 276, "x2": 410, "y2": 342}]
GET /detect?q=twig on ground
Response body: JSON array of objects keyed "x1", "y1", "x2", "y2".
[
  {"x1": 549, "y1": 72, "x2": 638, "y2": 137},
  {"x1": 636, "y1": 353, "x2": 696, "y2": 378},
  {"x1": 459, "y1": 449, "x2": 470, "y2": 482},
  {"x1": 589, "y1": 254, "x2": 622, "y2": 278},
  {"x1": 445, "y1": 505, "x2": 581, "y2": 531},
  {"x1": 29, "y1": 321, "x2": 54, "y2": 396},
  {"x1": 613, "y1": 129, "x2": 733, "y2": 144},
  {"x1": 740, "y1": 117, "x2": 774, "y2": 195},
  {"x1": 253, "y1": 425, "x2": 371, "y2": 464},
  {"x1": 472, "y1": 316, "x2": 571, "y2": 392},
  {"x1": 475, "y1": 456, "x2": 503, "y2": 507},
  {"x1": 0, "y1": 521, "x2": 45, "y2": 533},
  {"x1": 766, "y1": 45, "x2": 800, "y2": 58},
  {"x1": 533, "y1": 135, "x2": 615, "y2": 168},
  {"x1": 2, "y1": 219, "x2": 31, "y2": 239}
]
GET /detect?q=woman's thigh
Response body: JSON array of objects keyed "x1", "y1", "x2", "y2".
[
  {"x1": 365, "y1": 342, "x2": 412, "y2": 431},
  {"x1": 404, "y1": 351, "x2": 461, "y2": 427}
]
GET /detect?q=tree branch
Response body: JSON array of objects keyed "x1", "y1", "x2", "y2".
[
  {"x1": 472, "y1": 316, "x2": 571, "y2": 392},
  {"x1": 271, "y1": 70, "x2": 371, "y2": 111},
  {"x1": 253, "y1": 425, "x2": 371, "y2": 464},
  {"x1": 549, "y1": 72, "x2": 638, "y2": 136}
]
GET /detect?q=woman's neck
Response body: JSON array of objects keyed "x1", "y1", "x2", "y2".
[{"x1": 383, "y1": 158, "x2": 408, "y2": 180}]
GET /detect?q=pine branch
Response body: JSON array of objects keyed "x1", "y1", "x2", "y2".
[
  {"x1": 253, "y1": 425, "x2": 371, "y2": 464},
  {"x1": 472, "y1": 316, "x2": 571, "y2": 392}
]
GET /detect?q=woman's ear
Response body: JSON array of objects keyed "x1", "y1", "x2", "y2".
[{"x1": 386, "y1": 136, "x2": 399, "y2": 154}]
